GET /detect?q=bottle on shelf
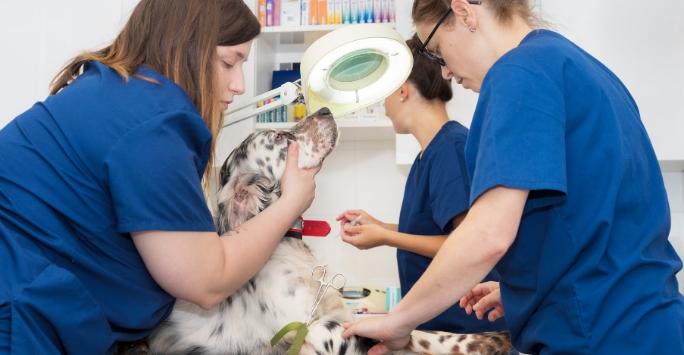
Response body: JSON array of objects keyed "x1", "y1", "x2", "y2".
[
  {"x1": 266, "y1": 0, "x2": 274, "y2": 26},
  {"x1": 258, "y1": 0, "x2": 267, "y2": 25},
  {"x1": 259, "y1": 0, "x2": 395, "y2": 27}
]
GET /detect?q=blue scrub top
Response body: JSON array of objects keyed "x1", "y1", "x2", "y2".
[
  {"x1": 397, "y1": 121, "x2": 507, "y2": 333},
  {"x1": 467, "y1": 29, "x2": 684, "y2": 354},
  {"x1": 0, "y1": 61, "x2": 215, "y2": 354}
]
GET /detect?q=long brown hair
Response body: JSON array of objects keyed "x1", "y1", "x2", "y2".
[
  {"x1": 412, "y1": 0, "x2": 540, "y2": 27},
  {"x1": 50, "y1": 0, "x2": 260, "y2": 187}
]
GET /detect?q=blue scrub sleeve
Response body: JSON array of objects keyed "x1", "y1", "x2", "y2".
[
  {"x1": 429, "y1": 147, "x2": 469, "y2": 233},
  {"x1": 470, "y1": 64, "x2": 567, "y2": 207},
  {"x1": 105, "y1": 111, "x2": 216, "y2": 233}
]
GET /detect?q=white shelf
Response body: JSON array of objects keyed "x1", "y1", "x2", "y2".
[
  {"x1": 660, "y1": 160, "x2": 684, "y2": 172},
  {"x1": 254, "y1": 121, "x2": 296, "y2": 130},
  {"x1": 337, "y1": 116, "x2": 393, "y2": 128},
  {"x1": 261, "y1": 24, "x2": 345, "y2": 33},
  {"x1": 260, "y1": 22, "x2": 396, "y2": 34},
  {"x1": 256, "y1": 116, "x2": 390, "y2": 129},
  {"x1": 255, "y1": 116, "x2": 395, "y2": 141}
]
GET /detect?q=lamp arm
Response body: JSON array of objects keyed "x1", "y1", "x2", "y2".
[{"x1": 223, "y1": 81, "x2": 301, "y2": 128}]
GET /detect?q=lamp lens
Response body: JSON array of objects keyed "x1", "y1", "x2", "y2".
[{"x1": 329, "y1": 49, "x2": 385, "y2": 83}]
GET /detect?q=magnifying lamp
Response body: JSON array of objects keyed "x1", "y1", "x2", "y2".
[{"x1": 224, "y1": 23, "x2": 412, "y2": 127}]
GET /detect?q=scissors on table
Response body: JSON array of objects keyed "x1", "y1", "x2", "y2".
[{"x1": 306, "y1": 265, "x2": 346, "y2": 326}]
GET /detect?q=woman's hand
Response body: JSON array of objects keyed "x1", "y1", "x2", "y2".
[
  {"x1": 342, "y1": 314, "x2": 413, "y2": 355},
  {"x1": 340, "y1": 223, "x2": 389, "y2": 250},
  {"x1": 279, "y1": 142, "x2": 318, "y2": 216},
  {"x1": 459, "y1": 281, "x2": 505, "y2": 322},
  {"x1": 336, "y1": 209, "x2": 384, "y2": 227},
  {"x1": 336, "y1": 209, "x2": 389, "y2": 249}
]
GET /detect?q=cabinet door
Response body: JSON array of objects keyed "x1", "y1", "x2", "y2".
[{"x1": 540, "y1": 0, "x2": 684, "y2": 161}]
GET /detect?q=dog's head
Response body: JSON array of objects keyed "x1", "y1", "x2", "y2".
[{"x1": 216, "y1": 107, "x2": 338, "y2": 233}]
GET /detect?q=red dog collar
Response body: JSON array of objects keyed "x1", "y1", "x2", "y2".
[{"x1": 285, "y1": 217, "x2": 331, "y2": 239}]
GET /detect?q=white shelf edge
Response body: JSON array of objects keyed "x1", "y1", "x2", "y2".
[
  {"x1": 254, "y1": 121, "x2": 295, "y2": 130},
  {"x1": 255, "y1": 116, "x2": 392, "y2": 130},
  {"x1": 660, "y1": 160, "x2": 684, "y2": 172},
  {"x1": 260, "y1": 22, "x2": 396, "y2": 33},
  {"x1": 336, "y1": 116, "x2": 393, "y2": 128},
  {"x1": 255, "y1": 117, "x2": 395, "y2": 141}
]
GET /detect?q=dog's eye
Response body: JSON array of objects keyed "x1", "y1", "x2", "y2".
[{"x1": 274, "y1": 132, "x2": 285, "y2": 144}]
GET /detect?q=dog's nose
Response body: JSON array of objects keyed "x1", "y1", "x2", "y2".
[{"x1": 316, "y1": 107, "x2": 332, "y2": 116}]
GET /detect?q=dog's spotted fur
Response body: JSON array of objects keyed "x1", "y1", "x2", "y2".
[
  {"x1": 146, "y1": 108, "x2": 513, "y2": 355},
  {"x1": 406, "y1": 331, "x2": 513, "y2": 355}
]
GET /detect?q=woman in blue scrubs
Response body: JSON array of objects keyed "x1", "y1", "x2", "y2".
[
  {"x1": 337, "y1": 35, "x2": 507, "y2": 334},
  {"x1": 343, "y1": 1, "x2": 684, "y2": 354},
  {"x1": 0, "y1": 1, "x2": 317, "y2": 354}
]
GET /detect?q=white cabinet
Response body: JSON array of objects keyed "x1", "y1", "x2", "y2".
[{"x1": 540, "y1": 0, "x2": 684, "y2": 164}]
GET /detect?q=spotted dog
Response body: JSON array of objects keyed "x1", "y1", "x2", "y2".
[
  {"x1": 147, "y1": 107, "x2": 366, "y2": 354},
  {"x1": 146, "y1": 107, "x2": 513, "y2": 354}
]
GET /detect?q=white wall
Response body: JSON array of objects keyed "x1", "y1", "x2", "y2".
[
  {"x1": 304, "y1": 139, "x2": 407, "y2": 287},
  {"x1": 0, "y1": 1, "x2": 683, "y2": 291},
  {"x1": 0, "y1": 1, "x2": 139, "y2": 125},
  {"x1": 540, "y1": 0, "x2": 684, "y2": 162}
]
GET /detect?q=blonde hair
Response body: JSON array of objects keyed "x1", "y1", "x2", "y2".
[
  {"x1": 50, "y1": 0, "x2": 260, "y2": 190},
  {"x1": 412, "y1": 0, "x2": 543, "y2": 27}
]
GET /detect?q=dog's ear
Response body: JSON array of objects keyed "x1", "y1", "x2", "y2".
[{"x1": 216, "y1": 172, "x2": 279, "y2": 234}]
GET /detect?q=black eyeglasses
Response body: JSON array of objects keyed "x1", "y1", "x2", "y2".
[{"x1": 418, "y1": 0, "x2": 482, "y2": 67}]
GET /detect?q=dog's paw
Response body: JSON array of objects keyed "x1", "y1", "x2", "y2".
[{"x1": 301, "y1": 318, "x2": 377, "y2": 355}]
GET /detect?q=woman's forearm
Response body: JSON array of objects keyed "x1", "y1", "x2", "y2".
[
  {"x1": 389, "y1": 187, "x2": 528, "y2": 329},
  {"x1": 383, "y1": 223, "x2": 399, "y2": 231},
  {"x1": 383, "y1": 231, "x2": 447, "y2": 258},
  {"x1": 134, "y1": 144, "x2": 315, "y2": 309},
  {"x1": 390, "y1": 221, "x2": 504, "y2": 327},
  {"x1": 381, "y1": 213, "x2": 464, "y2": 257},
  {"x1": 131, "y1": 195, "x2": 300, "y2": 310}
]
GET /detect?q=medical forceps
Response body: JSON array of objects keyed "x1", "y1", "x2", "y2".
[{"x1": 306, "y1": 265, "x2": 346, "y2": 326}]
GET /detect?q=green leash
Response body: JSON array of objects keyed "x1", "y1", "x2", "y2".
[
  {"x1": 270, "y1": 321, "x2": 309, "y2": 355},
  {"x1": 271, "y1": 265, "x2": 346, "y2": 354}
]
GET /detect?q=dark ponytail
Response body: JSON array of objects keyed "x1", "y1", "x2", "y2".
[{"x1": 406, "y1": 34, "x2": 453, "y2": 102}]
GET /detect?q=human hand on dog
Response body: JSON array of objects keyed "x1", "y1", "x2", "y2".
[
  {"x1": 280, "y1": 142, "x2": 319, "y2": 216},
  {"x1": 459, "y1": 281, "x2": 505, "y2": 322},
  {"x1": 342, "y1": 313, "x2": 412, "y2": 355}
]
